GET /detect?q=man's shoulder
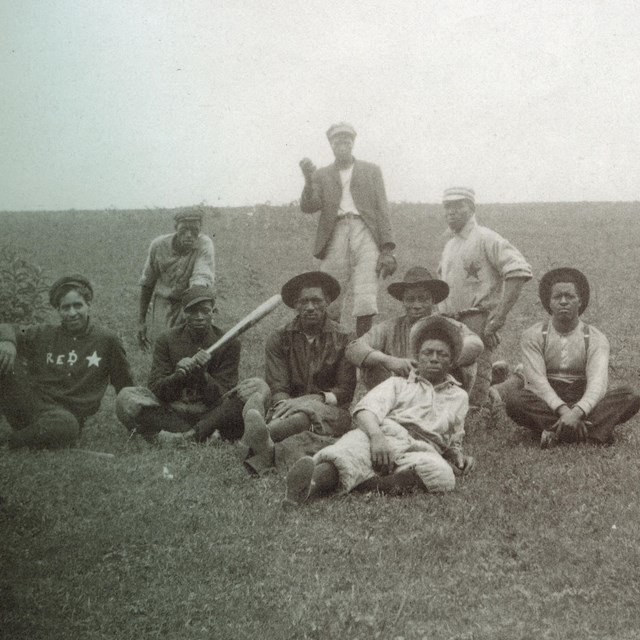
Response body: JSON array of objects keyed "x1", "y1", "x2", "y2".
[
  {"x1": 522, "y1": 321, "x2": 547, "y2": 341},
  {"x1": 156, "y1": 324, "x2": 183, "y2": 344},
  {"x1": 148, "y1": 233, "x2": 174, "y2": 249},
  {"x1": 196, "y1": 234, "x2": 215, "y2": 250},
  {"x1": 324, "y1": 317, "x2": 354, "y2": 338}
]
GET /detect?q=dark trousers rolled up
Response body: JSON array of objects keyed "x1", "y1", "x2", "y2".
[{"x1": 506, "y1": 379, "x2": 640, "y2": 443}]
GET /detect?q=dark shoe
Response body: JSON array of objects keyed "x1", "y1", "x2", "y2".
[
  {"x1": 237, "y1": 409, "x2": 273, "y2": 460},
  {"x1": 283, "y1": 456, "x2": 315, "y2": 506},
  {"x1": 540, "y1": 429, "x2": 559, "y2": 449}
]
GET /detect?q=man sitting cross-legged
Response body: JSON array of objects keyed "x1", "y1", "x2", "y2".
[
  {"x1": 116, "y1": 286, "x2": 243, "y2": 443},
  {"x1": 346, "y1": 266, "x2": 483, "y2": 392},
  {"x1": 284, "y1": 315, "x2": 475, "y2": 505},
  {"x1": 505, "y1": 267, "x2": 640, "y2": 447},
  {"x1": 234, "y1": 271, "x2": 357, "y2": 475}
]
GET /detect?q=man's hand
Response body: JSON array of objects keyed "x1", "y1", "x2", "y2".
[
  {"x1": 482, "y1": 314, "x2": 504, "y2": 349},
  {"x1": 0, "y1": 341, "x2": 17, "y2": 375},
  {"x1": 376, "y1": 252, "x2": 397, "y2": 279},
  {"x1": 444, "y1": 450, "x2": 476, "y2": 476},
  {"x1": 382, "y1": 355, "x2": 416, "y2": 378},
  {"x1": 369, "y1": 432, "x2": 395, "y2": 475},
  {"x1": 556, "y1": 406, "x2": 588, "y2": 443},
  {"x1": 137, "y1": 322, "x2": 151, "y2": 352},
  {"x1": 176, "y1": 349, "x2": 210, "y2": 376},
  {"x1": 231, "y1": 377, "x2": 269, "y2": 404},
  {"x1": 299, "y1": 158, "x2": 317, "y2": 182},
  {"x1": 271, "y1": 394, "x2": 321, "y2": 420}
]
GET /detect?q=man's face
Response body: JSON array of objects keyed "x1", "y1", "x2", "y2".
[
  {"x1": 295, "y1": 286, "x2": 328, "y2": 329},
  {"x1": 175, "y1": 221, "x2": 201, "y2": 251},
  {"x1": 184, "y1": 301, "x2": 214, "y2": 332},
  {"x1": 417, "y1": 338, "x2": 452, "y2": 384},
  {"x1": 444, "y1": 199, "x2": 474, "y2": 233},
  {"x1": 329, "y1": 134, "x2": 355, "y2": 163},
  {"x1": 402, "y1": 285, "x2": 433, "y2": 322},
  {"x1": 549, "y1": 282, "x2": 581, "y2": 323},
  {"x1": 58, "y1": 289, "x2": 91, "y2": 334}
]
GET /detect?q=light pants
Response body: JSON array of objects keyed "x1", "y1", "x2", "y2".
[
  {"x1": 319, "y1": 215, "x2": 379, "y2": 318},
  {"x1": 315, "y1": 418, "x2": 456, "y2": 493}
]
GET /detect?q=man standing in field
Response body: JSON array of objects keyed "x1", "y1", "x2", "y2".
[
  {"x1": 0, "y1": 275, "x2": 134, "y2": 449},
  {"x1": 346, "y1": 266, "x2": 483, "y2": 392},
  {"x1": 117, "y1": 286, "x2": 242, "y2": 444},
  {"x1": 438, "y1": 187, "x2": 532, "y2": 409},
  {"x1": 233, "y1": 271, "x2": 357, "y2": 475},
  {"x1": 505, "y1": 268, "x2": 640, "y2": 447},
  {"x1": 137, "y1": 208, "x2": 215, "y2": 350},
  {"x1": 284, "y1": 316, "x2": 474, "y2": 505},
  {"x1": 299, "y1": 122, "x2": 397, "y2": 337}
]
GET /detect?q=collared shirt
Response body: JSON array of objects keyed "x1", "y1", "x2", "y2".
[
  {"x1": 338, "y1": 164, "x2": 359, "y2": 216},
  {"x1": 438, "y1": 215, "x2": 532, "y2": 315},
  {"x1": 148, "y1": 322, "x2": 240, "y2": 405},
  {"x1": 265, "y1": 315, "x2": 356, "y2": 408},
  {"x1": 354, "y1": 371, "x2": 468, "y2": 454},
  {"x1": 139, "y1": 233, "x2": 215, "y2": 300},
  {"x1": 521, "y1": 319, "x2": 609, "y2": 416}
]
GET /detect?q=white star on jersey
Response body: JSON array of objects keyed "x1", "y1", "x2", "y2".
[{"x1": 86, "y1": 351, "x2": 102, "y2": 367}]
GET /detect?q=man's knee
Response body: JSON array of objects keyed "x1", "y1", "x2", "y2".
[
  {"x1": 413, "y1": 455, "x2": 456, "y2": 493},
  {"x1": 9, "y1": 408, "x2": 80, "y2": 449}
]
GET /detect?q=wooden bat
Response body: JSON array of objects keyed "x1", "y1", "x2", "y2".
[
  {"x1": 204, "y1": 293, "x2": 283, "y2": 356},
  {"x1": 176, "y1": 294, "x2": 283, "y2": 376}
]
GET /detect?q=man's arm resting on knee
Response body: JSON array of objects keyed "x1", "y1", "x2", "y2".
[{"x1": 354, "y1": 409, "x2": 394, "y2": 474}]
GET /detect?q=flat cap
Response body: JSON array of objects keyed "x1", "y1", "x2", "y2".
[
  {"x1": 181, "y1": 286, "x2": 215, "y2": 310},
  {"x1": 443, "y1": 187, "x2": 475, "y2": 204},
  {"x1": 326, "y1": 122, "x2": 357, "y2": 140},
  {"x1": 49, "y1": 274, "x2": 94, "y2": 307},
  {"x1": 174, "y1": 208, "x2": 204, "y2": 223}
]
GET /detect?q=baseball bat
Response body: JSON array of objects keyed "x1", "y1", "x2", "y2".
[
  {"x1": 204, "y1": 293, "x2": 283, "y2": 356},
  {"x1": 175, "y1": 294, "x2": 283, "y2": 376}
]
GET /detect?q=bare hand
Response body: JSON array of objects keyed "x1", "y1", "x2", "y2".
[
  {"x1": 376, "y1": 252, "x2": 397, "y2": 279},
  {"x1": 271, "y1": 394, "x2": 319, "y2": 420},
  {"x1": 369, "y1": 433, "x2": 395, "y2": 475},
  {"x1": 137, "y1": 323, "x2": 151, "y2": 352},
  {"x1": 383, "y1": 355, "x2": 416, "y2": 378},
  {"x1": 299, "y1": 157, "x2": 316, "y2": 181},
  {"x1": 556, "y1": 407, "x2": 588, "y2": 443},
  {"x1": 232, "y1": 377, "x2": 270, "y2": 404},
  {"x1": 482, "y1": 315, "x2": 504, "y2": 349},
  {"x1": 0, "y1": 341, "x2": 17, "y2": 375}
]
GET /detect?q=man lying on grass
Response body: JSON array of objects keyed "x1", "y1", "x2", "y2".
[
  {"x1": 504, "y1": 267, "x2": 640, "y2": 447},
  {"x1": 0, "y1": 275, "x2": 134, "y2": 449},
  {"x1": 116, "y1": 286, "x2": 243, "y2": 444},
  {"x1": 284, "y1": 315, "x2": 475, "y2": 505},
  {"x1": 233, "y1": 270, "x2": 357, "y2": 475},
  {"x1": 346, "y1": 265, "x2": 483, "y2": 392}
]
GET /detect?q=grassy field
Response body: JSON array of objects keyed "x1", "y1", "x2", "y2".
[{"x1": 2, "y1": 202, "x2": 640, "y2": 639}]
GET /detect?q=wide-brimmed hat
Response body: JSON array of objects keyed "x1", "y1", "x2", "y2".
[
  {"x1": 181, "y1": 286, "x2": 215, "y2": 311},
  {"x1": 409, "y1": 315, "x2": 463, "y2": 364},
  {"x1": 49, "y1": 274, "x2": 94, "y2": 307},
  {"x1": 387, "y1": 267, "x2": 449, "y2": 304},
  {"x1": 326, "y1": 122, "x2": 357, "y2": 140},
  {"x1": 281, "y1": 271, "x2": 340, "y2": 308},
  {"x1": 539, "y1": 267, "x2": 590, "y2": 315}
]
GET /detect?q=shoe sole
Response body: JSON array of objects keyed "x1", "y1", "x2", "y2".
[{"x1": 284, "y1": 456, "x2": 315, "y2": 506}]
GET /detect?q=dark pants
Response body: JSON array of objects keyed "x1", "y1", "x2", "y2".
[
  {"x1": 0, "y1": 368, "x2": 82, "y2": 448},
  {"x1": 135, "y1": 395, "x2": 245, "y2": 442},
  {"x1": 506, "y1": 379, "x2": 640, "y2": 443}
]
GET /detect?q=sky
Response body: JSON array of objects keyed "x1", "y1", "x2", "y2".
[{"x1": 2, "y1": 0, "x2": 639, "y2": 211}]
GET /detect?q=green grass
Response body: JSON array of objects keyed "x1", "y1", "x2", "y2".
[{"x1": 2, "y1": 203, "x2": 640, "y2": 639}]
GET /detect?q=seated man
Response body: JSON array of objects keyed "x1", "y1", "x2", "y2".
[
  {"x1": 284, "y1": 316, "x2": 475, "y2": 505},
  {"x1": 234, "y1": 271, "x2": 357, "y2": 475},
  {"x1": 506, "y1": 268, "x2": 640, "y2": 447},
  {"x1": 0, "y1": 275, "x2": 134, "y2": 449},
  {"x1": 116, "y1": 286, "x2": 243, "y2": 443},
  {"x1": 346, "y1": 266, "x2": 483, "y2": 391}
]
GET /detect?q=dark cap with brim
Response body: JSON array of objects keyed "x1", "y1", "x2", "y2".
[
  {"x1": 387, "y1": 266, "x2": 449, "y2": 305},
  {"x1": 409, "y1": 315, "x2": 463, "y2": 364},
  {"x1": 182, "y1": 286, "x2": 215, "y2": 310},
  {"x1": 281, "y1": 271, "x2": 340, "y2": 308},
  {"x1": 49, "y1": 274, "x2": 94, "y2": 307},
  {"x1": 539, "y1": 267, "x2": 590, "y2": 315}
]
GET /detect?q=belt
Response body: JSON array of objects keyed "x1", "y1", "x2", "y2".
[{"x1": 337, "y1": 212, "x2": 361, "y2": 220}]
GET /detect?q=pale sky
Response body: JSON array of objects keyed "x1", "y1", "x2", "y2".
[{"x1": 2, "y1": 0, "x2": 639, "y2": 211}]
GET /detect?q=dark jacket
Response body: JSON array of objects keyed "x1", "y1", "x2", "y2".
[{"x1": 300, "y1": 158, "x2": 395, "y2": 259}]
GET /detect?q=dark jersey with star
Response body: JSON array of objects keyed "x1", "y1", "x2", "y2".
[{"x1": 0, "y1": 322, "x2": 134, "y2": 418}]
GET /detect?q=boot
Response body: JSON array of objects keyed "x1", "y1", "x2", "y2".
[
  {"x1": 353, "y1": 469, "x2": 419, "y2": 495},
  {"x1": 268, "y1": 413, "x2": 311, "y2": 442},
  {"x1": 236, "y1": 409, "x2": 274, "y2": 461},
  {"x1": 284, "y1": 459, "x2": 339, "y2": 506}
]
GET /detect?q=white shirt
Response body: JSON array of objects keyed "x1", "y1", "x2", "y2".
[{"x1": 338, "y1": 165, "x2": 359, "y2": 216}]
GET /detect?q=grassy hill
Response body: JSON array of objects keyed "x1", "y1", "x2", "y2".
[{"x1": 1, "y1": 203, "x2": 640, "y2": 639}]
